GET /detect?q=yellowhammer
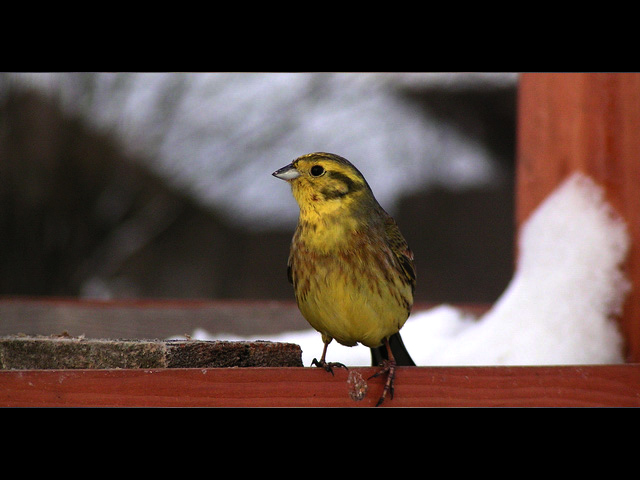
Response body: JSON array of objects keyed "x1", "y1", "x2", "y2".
[{"x1": 273, "y1": 152, "x2": 416, "y2": 406}]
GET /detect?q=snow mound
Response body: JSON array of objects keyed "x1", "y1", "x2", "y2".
[{"x1": 409, "y1": 172, "x2": 630, "y2": 365}]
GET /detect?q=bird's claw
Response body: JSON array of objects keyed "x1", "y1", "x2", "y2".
[
  {"x1": 311, "y1": 358, "x2": 348, "y2": 376},
  {"x1": 369, "y1": 360, "x2": 396, "y2": 406}
]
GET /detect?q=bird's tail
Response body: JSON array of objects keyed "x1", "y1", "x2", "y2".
[{"x1": 370, "y1": 331, "x2": 415, "y2": 366}]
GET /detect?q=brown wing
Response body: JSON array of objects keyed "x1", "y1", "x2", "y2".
[{"x1": 383, "y1": 214, "x2": 416, "y2": 293}]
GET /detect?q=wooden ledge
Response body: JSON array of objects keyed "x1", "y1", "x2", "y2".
[{"x1": 2, "y1": 364, "x2": 639, "y2": 407}]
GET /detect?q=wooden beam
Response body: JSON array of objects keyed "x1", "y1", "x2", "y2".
[
  {"x1": 0, "y1": 297, "x2": 486, "y2": 340},
  {"x1": 0, "y1": 297, "x2": 308, "y2": 339},
  {"x1": 516, "y1": 73, "x2": 640, "y2": 361},
  {"x1": 2, "y1": 365, "x2": 639, "y2": 407}
]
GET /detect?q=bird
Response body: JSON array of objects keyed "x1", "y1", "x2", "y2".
[{"x1": 272, "y1": 152, "x2": 416, "y2": 406}]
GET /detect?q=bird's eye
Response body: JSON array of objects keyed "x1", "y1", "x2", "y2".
[{"x1": 310, "y1": 165, "x2": 325, "y2": 177}]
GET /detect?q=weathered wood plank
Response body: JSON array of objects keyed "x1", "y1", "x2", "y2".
[{"x1": 0, "y1": 336, "x2": 303, "y2": 369}]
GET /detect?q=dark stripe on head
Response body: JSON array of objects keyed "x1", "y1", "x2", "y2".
[{"x1": 320, "y1": 170, "x2": 364, "y2": 200}]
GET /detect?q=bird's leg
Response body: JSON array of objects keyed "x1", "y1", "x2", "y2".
[
  {"x1": 311, "y1": 340, "x2": 347, "y2": 376},
  {"x1": 369, "y1": 337, "x2": 396, "y2": 406}
]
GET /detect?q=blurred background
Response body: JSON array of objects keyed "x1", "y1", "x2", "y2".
[{"x1": 0, "y1": 72, "x2": 518, "y2": 304}]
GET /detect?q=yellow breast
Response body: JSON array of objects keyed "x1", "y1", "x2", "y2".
[{"x1": 291, "y1": 227, "x2": 412, "y2": 348}]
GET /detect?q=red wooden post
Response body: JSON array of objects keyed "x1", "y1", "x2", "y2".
[{"x1": 516, "y1": 73, "x2": 640, "y2": 361}]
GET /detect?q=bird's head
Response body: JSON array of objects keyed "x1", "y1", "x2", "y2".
[{"x1": 272, "y1": 152, "x2": 376, "y2": 219}]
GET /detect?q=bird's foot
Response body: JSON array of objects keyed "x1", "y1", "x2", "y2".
[
  {"x1": 311, "y1": 358, "x2": 348, "y2": 376},
  {"x1": 369, "y1": 359, "x2": 396, "y2": 406}
]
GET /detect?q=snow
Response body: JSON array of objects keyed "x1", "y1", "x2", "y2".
[{"x1": 185, "y1": 172, "x2": 631, "y2": 366}]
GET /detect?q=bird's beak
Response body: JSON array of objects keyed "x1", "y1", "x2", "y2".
[{"x1": 272, "y1": 163, "x2": 301, "y2": 181}]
